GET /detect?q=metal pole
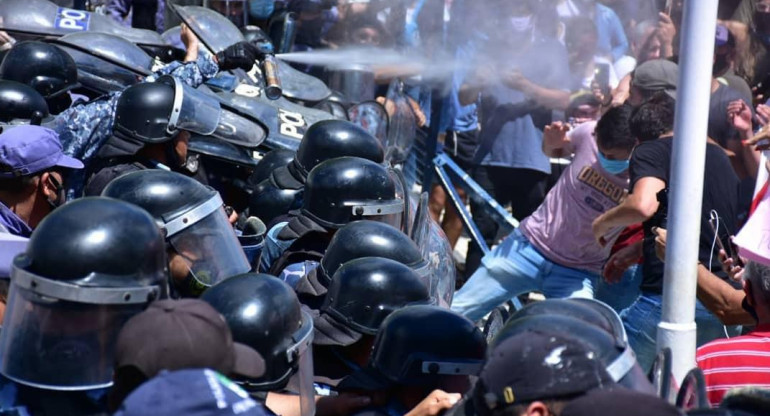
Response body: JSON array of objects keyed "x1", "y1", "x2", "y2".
[{"x1": 658, "y1": 0, "x2": 718, "y2": 384}]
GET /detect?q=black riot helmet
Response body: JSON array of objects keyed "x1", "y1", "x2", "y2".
[
  {"x1": 101, "y1": 170, "x2": 250, "y2": 297},
  {"x1": 248, "y1": 180, "x2": 301, "y2": 226},
  {"x1": 200, "y1": 273, "x2": 315, "y2": 411},
  {"x1": 494, "y1": 309, "x2": 652, "y2": 394},
  {"x1": 0, "y1": 41, "x2": 79, "y2": 102},
  {"x1": 0, "y1": 80, "x2": 49, "y2": 124},
  {"x1": 302, "y1": 156, "x2": 404, "y2": 229},
  {"x1": 289, "y1": 119, "x2": 385, "y2": 182},
  {"x1": 507, "y1": 298, "x2": 653, "y2": 393},
  {"x1": 317, "y1": 220, "x2": 429, "y2": 287},
  {"x1": 248, "y1": 149, "x2": 296, "y2": 188},
  {"x1": 339, "y1": 305, "x2": 486, "y2": 391},
  {"x1": 0, "y1": 197, "x2": 167, "y2": 391},
  {"x1": 113, "y1": 76, "x2": 221, "y2": 144},
  {"x1": 314, "y1": 257, "x2": 430, "y2": 347}
]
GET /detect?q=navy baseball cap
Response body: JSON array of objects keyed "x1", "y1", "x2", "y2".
[
  {"x1": 114, "y1": 368, "x2": 274, "y2": 416},
  {"x1": 472, "y1": 330, "x2": 615, "y2": 416},
  {"x1": 0, "y1": 125, "x2": 83, "y2": 178}
]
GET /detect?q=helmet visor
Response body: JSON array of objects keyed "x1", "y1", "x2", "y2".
[
  {"x1": 284, "y1": 310, "x2": 315, "y2": 416},
  {"x1": 211, "y1": 108, "x2": 267, "y2": 149},
  {"x1": 168, "y1": 208, "x2": 250, "y2": 295},
  {"x1": 0, "y1": 284, "x2": 144, "y2": 390},
  {"x1": 168, "y1": 81, "x2": 222, "y2": 136}
]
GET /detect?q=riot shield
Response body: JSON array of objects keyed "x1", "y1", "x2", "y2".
[
  {"x1": 215, "y1": 92, "x2": 336, "y2": 151},
  {"x1": 412, "y1": 192, "x2": 456, "y2": 308},
  {"x1": 276, "y1": 58, "x2": 331, "y2": 103},
  {"x1": 170, "y1": 4, "x2": 244, "y2": 54},
  {"x1": 382, "y1": 79, "x2": 417, "y2": 164},
  {"x1": 46, "y1": 32, "x2": 153, "y2": 94},
  {"x1": 348, "y1": 100, "x2": 389, "y2": 145},
  {"x1": 0, "y1": 0, "x2": 167, "y2": 47}
]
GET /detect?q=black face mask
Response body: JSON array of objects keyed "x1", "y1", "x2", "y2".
[{"x1": 713, "y1": 53, "x2": 731, "y2": 76}]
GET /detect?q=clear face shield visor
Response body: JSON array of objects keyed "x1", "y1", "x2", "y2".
[
  {"x1": 346, "y1": 197, "x2": 405, "y2": 231},
  {"x1": 165, "y1": 194, "x2": 251, "y2": 296},
  {"x1": 283, "y1": 309, "x2": 315, "y2": 416},
  {"x1": 411, "y1": 192, "x2": 455, "y2": 307},
  {"x1": 162, "y1": 76, "x2": 222, "y2": 137},
  {"x1": 0, "y1": 258, "x2": 162, "y2": 390}
]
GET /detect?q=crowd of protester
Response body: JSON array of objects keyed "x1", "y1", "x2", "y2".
[{"x1": 3, "y1": 0, "x2": 770, "y2": 415}]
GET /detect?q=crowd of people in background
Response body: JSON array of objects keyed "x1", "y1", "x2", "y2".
[{"x1": 3, "y1": 0, "x2": 770, "y2": 415}]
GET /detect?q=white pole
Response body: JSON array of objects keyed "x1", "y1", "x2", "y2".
[{"x1": 657, "y1": 0, "x2": 719, "y2": 384}]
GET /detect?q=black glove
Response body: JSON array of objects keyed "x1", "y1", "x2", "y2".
[{"x1": 216, "y1": 41, "x2": 259, "y2": 71}]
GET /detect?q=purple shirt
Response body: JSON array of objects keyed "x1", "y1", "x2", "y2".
[
  {"x1": 519, "y1": 121, "x2": 629, "y2": 274},
  {"x1": 0, "y1": 202, "x2": 32, "y2": 238}
]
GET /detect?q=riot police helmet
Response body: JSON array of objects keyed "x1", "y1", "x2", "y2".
[
  {"x1": 317, "y1": 220, "x2": 429, "y2": 287},
  {"x1": 0, "y1": 80, "x2": 49, "y2": 123},
  {"x1": 302, "y1": 156, "x2": 404, "y2": 229},
  {"x1": 201, "y1": 273, "x2": 315, "y2": 415},
  {"x1": 113, "y1": 75, "x2": 221, "y2": 144},
  {"x1": 248, "y1": 148, "x2": 296, "y2": 188},
  {"x1": 247, "y1": 179, "x2": 302, "y2": 226},
  {"x1": 314, "y1": 257, "x2": 430, "y2": 347},
  {"x1": 338, "y1": 305, "x2": 486, "y2": 391},
  {"x1": 0, "y1": 197, "x2": 167, "y2": 391},
  {"x1": 289, "y1": 119, "x2": 384, "y2": 181},
  {"x1": 494, "y1": 308, "x2": 653, "y2": 394},
  {"x1": 0, "y1": 41, "x2": 79, "y2": 102},
  {"x1": 102, "y1": 170, "x2": 250, "y2": 297}
]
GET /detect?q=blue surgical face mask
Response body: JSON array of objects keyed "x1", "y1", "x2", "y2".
[
  {"x1": 249, "y1": 0, "x2": 275, "y2": 20},
  {"x1": 598, "y1": 151, "x2": 629, "y2": 175}
]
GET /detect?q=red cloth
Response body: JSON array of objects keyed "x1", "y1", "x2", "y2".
[
  {"x1": 696, "y1": 325, "x2": 770, "y2": 407},
  {"x1": 750, "y1": 180, "x2": 770, "y2": 216},
  {"x1": 610, "y1": 224, "x2": 644, "y2": 264}
]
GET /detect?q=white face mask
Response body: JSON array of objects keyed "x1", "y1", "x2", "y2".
[{"x1": 509, "y1": 15, "x2": 533, "y2": 33}]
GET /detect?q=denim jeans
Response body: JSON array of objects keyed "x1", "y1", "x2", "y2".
[
  {"x1": 451, "y1": 228, "x2": 598, "y2": 322},
  {"x1": 620, "y1": 293, "x2": 741, "y2": 373},
  {"x1": 595, "y1": 263, "x2": 643, "y2": 313}
]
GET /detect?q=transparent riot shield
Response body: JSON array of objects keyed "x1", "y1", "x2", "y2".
[
  {"x1": 47, "y1": 32, "x2": 153, "y2": 94},
  {"x1": 348, "y1": 100, "x2": 389, "y2": 145},
  {"x1": 213, "y1": 91, "x2": 334, "y2": 151},
  {"x1": 412, "y1": 192, "x2": 455, "y2": 308},
  {"x1": 170, "y1": 4, "x2": 245, "y2": 54},
  {"x1": 0, "y1": 0, "x2": 167, "y2": 47},
  {"x1": 382, "y1": 79, "x2": 417, "y2": 165}
]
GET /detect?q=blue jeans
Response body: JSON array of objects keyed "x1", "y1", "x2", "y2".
[
  {"x1": 620, "y1": 293, "x2": 741, "y2": 373},
  {"x1": 595, "y1": 263, "x2": 643, "y2": 313},
  {"x1": 451, "y1": 229, "x2": 598, "y2": 322}
]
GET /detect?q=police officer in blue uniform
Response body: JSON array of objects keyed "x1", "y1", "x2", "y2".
[{"x1": 0, "y1": 197, "x2": 168, "y2": 415}]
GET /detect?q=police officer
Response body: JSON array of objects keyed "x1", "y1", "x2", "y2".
[
  {"x1": 102, "y1": 169, "x2": 251, "y2": 298},
  {"x1": 44, "y1": 31, "x2": 261, "y2": 196},
  {"x1": 0, "y1": 41, "x2": 80, "y2": 115},
  {"x1": 249, "y1": 119, "x2": 385, "y2": 228},
  {"x1": 261, "y1": 156, "x2": 405, "y2": 280},
  {"x1": 337, "y1": 305, "x2": 486, "y2": 416},
  {"x1": 312, "y1": 257, "x2": 431, "y2": 392},
  {"x1": 295, "y1": 220, "x2": 429, "y2": 310},
  {"x1": 0, "y1": 197, "x2": 168, "y2": 415},
  {"x1": 0, "y1": 80, "x2": 49, "y2": 126},
  {"x1": 201, "y1": 273, "x2": 316, "y2": 416},
  {"x1": 82, "y1": 75, "x2": 220, "y2": 196}
]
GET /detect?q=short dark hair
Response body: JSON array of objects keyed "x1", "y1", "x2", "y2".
[
  {"x1": 595, "y1": 104, "x2": 635, "y2": 152},
  {"x1": 0, "y1": 173, "x2": 38, "y2": 195},
  {"x1": 630, "y1": 92, "x2": 675, "y2": 142}
]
